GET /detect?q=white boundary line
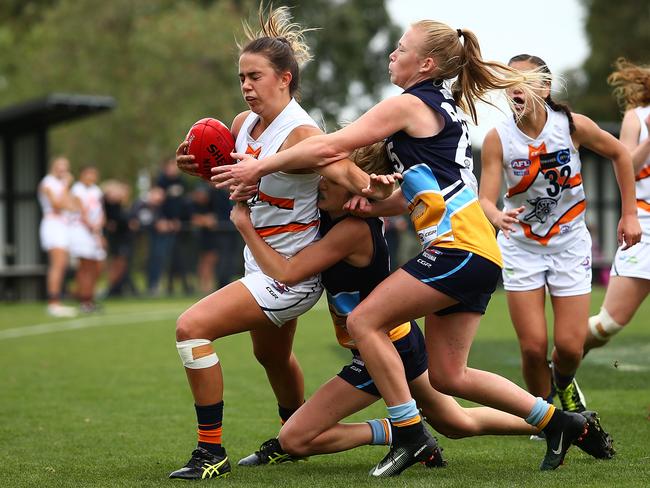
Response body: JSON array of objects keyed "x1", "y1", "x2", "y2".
[
  {"x1": 0, "y1": 297, "x2": 330, "y2": 341},
  {"x1": 0, "y1": 308, "x2": 182, "y2": 341}
]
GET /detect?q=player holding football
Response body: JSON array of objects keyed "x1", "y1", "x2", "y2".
[
  {"x1": 170, "y1": 5, "x2": 392, "y2": 480},
  {"x1": 214, "y1": 20, "x2": 609, "y2": 474}
]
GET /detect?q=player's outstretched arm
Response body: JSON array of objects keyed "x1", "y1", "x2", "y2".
[
  {"x1": 344, "y1": 189, "x2": 408, "y2": 218},
  {"x1": 214, "y1": 95, "x2": 415, "y2": 187}
]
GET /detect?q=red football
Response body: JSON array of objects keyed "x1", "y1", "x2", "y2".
[{"x1": 185, "y1": 118, "x2": 235, "y2": 180}]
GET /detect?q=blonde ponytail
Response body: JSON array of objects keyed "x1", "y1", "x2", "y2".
[{"x1": 413, "y1": 21, "x2": 551, "y2": 124}]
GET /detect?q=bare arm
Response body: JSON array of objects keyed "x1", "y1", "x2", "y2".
[
  {"x1": 215, "y1": 95, "x2": 432, "y2": 186},
  {"x1": 619, "y1": 110, "x2": 650, "y2": 174},
  {"x1": 573, "y1": 113, "x2": 642, "y2": 248},
  {"x1": 478, "y1": 129, "x2": 524, "y2": 238},
  {"x1": 230, "y1": 203, "x2": 367, "y2": 286},
  {"x1": 344, "y1": 189, "x2": 408, "y2": 217}
]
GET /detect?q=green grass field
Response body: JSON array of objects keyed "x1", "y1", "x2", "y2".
[{"x1": 1, "y1": 288, "x2": 649, "y2": 487}]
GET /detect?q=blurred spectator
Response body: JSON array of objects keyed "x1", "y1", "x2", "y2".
[
  {"x1": 382, "y1": 215, "x2": 409, "y2": 271},
  {"x1": 167, "y1": 192, "x2": 194, "y2": 296},
  {"x1": 190, "y1": 185, "x2": 220, "y2": 294},
  {"x1": 103, "y1": 180, "x2": 139, "y2": 297},
  {"x1": 212, "y1": 187, "x2": 242, "y2": 287},
  {"x1": 156, "y1": 159, "x2": 192, "y2": 296},
  {"x1": 139, "y1": 186, "x2": 172, "y2": 296},
  {"x1": 69, "y1": 165, "x2": 105, "y2": 313},
  {"x1": 38, "y1": 156, "x2": 77, "y2": 317}
]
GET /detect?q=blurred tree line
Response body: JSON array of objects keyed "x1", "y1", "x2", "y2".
[
  {"x1": 566, "y1": 0, "x2": 650, "y2": 120},
  {"x1": 0, "y1": 0, "x2": 399, "y2": 181}
]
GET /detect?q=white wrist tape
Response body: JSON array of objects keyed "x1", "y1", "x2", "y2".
[
  {"x1": 176, "y1": 339, "x2": 219, "y2": 369},
  {"x1": 588, "y1": 308, "x2": 624, "y2": 341}
]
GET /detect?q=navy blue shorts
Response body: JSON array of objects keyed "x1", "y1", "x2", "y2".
[
  {"x1": 402, "y1": 246, "x2": 500, "y2": 316},
  {"x1": 337, "y1": 321, "x2": 428, "y2": 397}
]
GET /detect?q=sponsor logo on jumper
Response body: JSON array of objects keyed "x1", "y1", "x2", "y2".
[
  {"x1": 539, "y1": 149, "x2": 570, "y2": 170},
  {"x1": 524, "y1": 197, "x2": 558, "y2": 223},
  {"x1": 417, "y1": 225, "x2": 438, "y2": 243},
  {"x1": 560, "y1": 224, "x2": 572, "y2": 234},
  {"x1": 417, "y1": 258, "x2": 432, "y2": 268}
]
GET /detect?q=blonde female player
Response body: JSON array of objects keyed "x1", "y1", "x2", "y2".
[
  {"x1": 584, "y1": 58, "x2": 650, "y2": 353},
  {"x1": 37, "y1": 156, "x2": 77, "y2": 317},
  {"x1": 479, "y1": 55, "x2": 639, "y2": 427},
  {"x1": 230, "y1": 143, "x2": 610, "y2": 470},
  {"x1": 170, "y1": 6, "x2": 389, "y2": 480},
  {"x1": 215, "y1": 21, "x2": 595, "y2": 474}
]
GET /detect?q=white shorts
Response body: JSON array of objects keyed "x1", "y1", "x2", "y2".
[
  {"x1": 40, "y1": 217, "x2": 70, "y2": 251},
  {"x1": 498, "y1": 232, "x2": 592, "y2": 296},
  {"x1": 610, "y1": 241, "x2": 650, "y2": 280},
  {"x1": 239, "y1": 271, "x2": 323, "y2": 327},
  {"x1": 69, "y1": 224, "x2": 106, "y2": 261}
]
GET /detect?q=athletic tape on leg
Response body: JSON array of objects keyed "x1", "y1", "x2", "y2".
[
  {"x1": 588, "y1": 308, "x2": 623, "y2": 341},
  {"x1": 176, "y1": 339, "x2": 219, "y2": 369}
]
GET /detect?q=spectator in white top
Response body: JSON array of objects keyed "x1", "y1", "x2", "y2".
[
  {"x1": 37, "y1": 156, "x2": 77, "y2": 317},
  {"x1": 69, "y1": 165, "x2": 106, "y2": 313}
]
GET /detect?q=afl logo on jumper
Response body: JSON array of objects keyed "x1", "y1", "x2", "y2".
[
  {"x1": 524, "y1": 197, "x2": 558, "y2": 223},
  {"x1": 511, "y1": 158, "x2": 531, "y2": 176},
  {"x1": 540, "y1": 149, "x2": 571, "y2": 170}
]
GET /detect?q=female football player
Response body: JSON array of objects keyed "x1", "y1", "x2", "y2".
[
  {"x1": 170, "y1": 5, "x2": 390, "y2": 480},
  {"x1": 37, "y1": 156, "x2": 77, "y2": 317},
  {"x1": 584, "y1": 58, "x2": 650, "y2": 353},
  {"x1": 479, "y1": 55, "x2": 640, "y2": 417},
  {"x1": 214, "y1": 21, "x2": 599, "y2": 473},
  {"x1": 69, "y1": 165, "x2": 106, "y2": 313}
]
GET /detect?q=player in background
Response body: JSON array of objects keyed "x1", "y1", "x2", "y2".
[
  {"x1": 69, "y1": 165, "x2": 106, "y2": 313},
  {"x1": 170, "y1": 5, "x2": 391, "y2": 480},
  {"x1": 479, "y1": 55, "x2": 639, "y2": 423},
  {"x1": 37, "y1": 156, "x2": 77, "y2": 317},
  {"x1": 214, "y1": 21, "x2": 596, "y2": 473},
  {"x1": 584, "y1": 58, "x2": 650, "y2": 353},
  {"x1": 231, "y1": 142, "x2": 612, "y2": 470}
]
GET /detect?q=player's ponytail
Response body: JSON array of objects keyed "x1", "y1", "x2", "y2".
[
  {"x1": 508, "y1": 54, "x2": 576, "y2": 133},
  {"x1": 413, "y1": 21, "x2": 550, "y2": 124},
  {"x1": 608, "y1": 58, "x2": 650, "y2": 111},
  {"x1": 239, "y1": 4, "x2": 316, "y2": 98}
]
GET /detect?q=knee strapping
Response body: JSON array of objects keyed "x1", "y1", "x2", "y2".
[
  {"x1": 176, "y1": 339, "x2": 219, "y2": 369},
  {"x1": 588, "y1": 308, "x2": 623, "y2": 341}
]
